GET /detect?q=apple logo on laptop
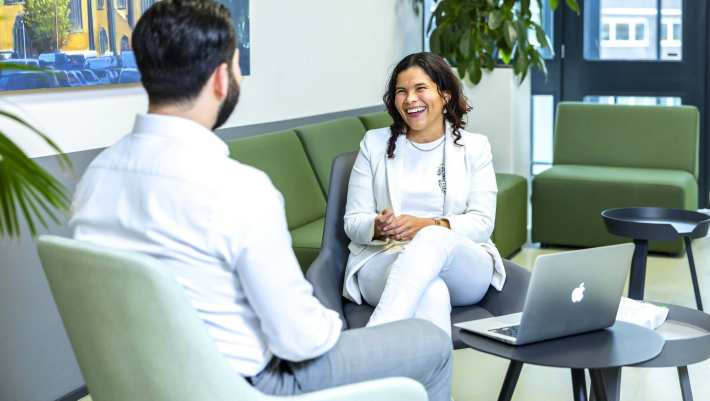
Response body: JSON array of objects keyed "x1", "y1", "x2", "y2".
[{"x1": 571, "y1": 283, "x2": 586, "y2": 303}]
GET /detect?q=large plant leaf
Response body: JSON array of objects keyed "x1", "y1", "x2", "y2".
[
  {"x1": 0, "y1": 111, "x2": 71, "y2": 170},
  {"x1": 488, "y1": 10, "x2": 503, "y2": 30},
  {"x1": 503, "y1": 20, "x2": 517, "y2": 47},
  {"x1": 0, "y1": 71, "x2": 71, "y2": 238},
  {"x1": 565, "y1": 0, "x2": 580, "y2": 14},
  {"x1": 468, "y1": 59, "x2": 483, "y2": 85}
]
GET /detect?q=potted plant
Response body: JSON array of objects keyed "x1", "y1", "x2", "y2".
[
  {"x1": 416, "y1": 0, "x2": 579, "y2": 177},
  {"x1": 427, "y1": 0, "x2": 580, "y2": 84},
  {"x1": 0, "y1": 62, "x2": 71, "y2": 238}
]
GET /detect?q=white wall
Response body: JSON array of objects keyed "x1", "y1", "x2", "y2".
[
  {"x1": 0, "y1": 0, "x2": 422, "y2": 158},
  {"x1": 464, "y1": 68, "x2": 532, "y2": 178}
]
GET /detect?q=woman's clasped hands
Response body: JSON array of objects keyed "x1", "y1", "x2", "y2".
[{"x1": 374, "y1": 208, "x2": 434, "y2": 242}]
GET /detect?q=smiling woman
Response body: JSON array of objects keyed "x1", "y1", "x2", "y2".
[{"x1": 342, "y1": 52, "x2": 505, "y2": 338}]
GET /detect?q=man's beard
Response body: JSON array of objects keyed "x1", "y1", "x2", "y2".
[{"x1": 213, "y1": 72, "x2": 240, "y2": 130}]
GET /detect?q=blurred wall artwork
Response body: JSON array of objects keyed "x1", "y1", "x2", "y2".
[{"x1": 0, "y1": 0, "x2": 250, "y2": 91}]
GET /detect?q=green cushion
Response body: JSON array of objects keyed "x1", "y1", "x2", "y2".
[
  {"x1": 227, "y1": 130, "x2": 326, "y2": 230},
  {"x1": 296, "y1": 117, "x2": 366, "y2": 193},
  {"x1": 359, "y1": 111, "x2": 393, "y2": 130},
  {"x1": 532, "y1": 165, "x2": 698, "y2": 253},
  {"x1": 555, "y1": 102, "x2": 699, "y2": 177},
  {"x1": 290, "y1": 218, "x2": 324, "y2": 271},
  {"x1": 492, "y1": 173, "x2": 528, "y2": 258}
]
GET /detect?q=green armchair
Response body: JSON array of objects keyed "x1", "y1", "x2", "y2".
[
  {"x1": 37, "y1": 235, "x2": 427, "y2": 401},
  {"x1": 532, "y1": 102, "x2": 699, "y2": 253}
]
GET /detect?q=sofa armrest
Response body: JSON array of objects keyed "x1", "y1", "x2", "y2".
[
  {"x1": 478, "y1": 259, "x2": 530, "y2": 316},
  {"x1": 306, "y1": 248, "x2": 347, "y2": 328}
]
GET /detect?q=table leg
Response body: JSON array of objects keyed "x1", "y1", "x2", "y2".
[
  {"x1": 629, "y1": 239, "x2": 649, "y2": 300},
  {"x1": 497, "y1": 360, "x2": 523, "y2": 401},
  {"x1": 683, "y1": 237, "x2": 704, "y2": 311},
  {"x1": 678, "y1": 366, "x2": 694, "y2": 401},
  {"x1": 571, "y1": 369, "x2": 588, "y2": 401},
  {"x1": 588, "y1": 367, "x2": 623, "y2": 401}
]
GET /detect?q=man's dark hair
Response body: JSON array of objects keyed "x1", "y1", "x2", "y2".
[{"x1": 132, "y1": 0, "x2": 236, "y2": 106}]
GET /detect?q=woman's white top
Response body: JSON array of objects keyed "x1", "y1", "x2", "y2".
[{"x1": 400, "y1": 136, "x2": 446, "y2": 218}]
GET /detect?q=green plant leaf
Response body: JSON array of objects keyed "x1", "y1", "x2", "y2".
[
  {"x1": 468, "y1": 59, "x2": 483, "y2": 85},
  {"x1": 565, "y1": 0, "x2": 580, "y2": 14},
  {"x1": 514, "y1": 50, "x2": 530, "y2": 83},
  {"x1": 521, "y1": 0, "x2": 530, "y2": 16},
  {"x1": 458, "y1": 62, "x2": 468, "y2": 80},
  {"x1": 503, "y1": 20, "x2": 517, "y2": 48},
  {"x1": 549, "y1": 0, "x2": 560, "y2": 10},
  {"x1": 0, "y1": 111, "x2": 72, "y2": 171},
  {"x1": 499, "y1": 48, "x2": 512, "y2": 64},
  {"x1": 531, "y1": 49, "x2": 548, "y2": 75},
  {"x1": 459, "y1": 31, "x2": 471, "y2": 56},
  {"x1": 488, "y1": 10, "x2": 503, "y2": 30},
  {"x1": 430, "y1": 28, "x2": 442, "y2": 54},
  {"x1": 0, "y1": 68, "x2": 72, "y2": 238},
  {"x1": 534, "y1": 24, "x2": 552, "y2": 50}
]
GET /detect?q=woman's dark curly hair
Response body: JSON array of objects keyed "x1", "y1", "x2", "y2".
[{"x1": 383, "y1": 52, "x2": 471, "y2": 158}]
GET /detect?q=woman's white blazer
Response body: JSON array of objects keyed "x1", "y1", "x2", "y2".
[{"x1": 342, "y1": 124, "x2": 506, "y2": 304}]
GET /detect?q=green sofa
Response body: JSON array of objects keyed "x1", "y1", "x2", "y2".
[
  {"x1": 228, "y1": 111, "x2": 528, "y2": 270},
  {"x1": 532, "y1": 102, "x2": 699, "y2": 253}
]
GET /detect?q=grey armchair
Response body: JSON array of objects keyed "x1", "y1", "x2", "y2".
[
  {"x1": 306, "y1": 152, "x2": 531, "y2": 349},
  {"x1": 37, "y1": 235, "x2": 428, "y2": 401}
]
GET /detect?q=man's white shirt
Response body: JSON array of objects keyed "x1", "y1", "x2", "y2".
[{"x1": 70, "y1": 113, "x2": 342, "y2": 377}]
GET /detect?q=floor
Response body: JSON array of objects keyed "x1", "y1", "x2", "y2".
[{"x1": 79, "y1": 237, "x2": 710, "y2": 401}]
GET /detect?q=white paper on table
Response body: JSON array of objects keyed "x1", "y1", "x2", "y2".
[{"x1": 615, "y1": 297, "x2": 669, "y2": 330}]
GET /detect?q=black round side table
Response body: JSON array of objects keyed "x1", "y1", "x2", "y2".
[
  {"x1": 456, "y1": 322, "x2": 664, "y2": 401},
  {"x1": 602, "y1": 207, "x2": 710, "y2": 310},
  {"x1": 632, "y1": 303, "x2": 710, "y2": 401}
]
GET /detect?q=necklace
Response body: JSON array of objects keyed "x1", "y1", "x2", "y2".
[{"x1": 407, "y1": 136, "x2": 444, "y2": 152}]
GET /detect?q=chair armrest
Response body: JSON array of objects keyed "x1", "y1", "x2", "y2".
[
  {"x1": 478, "y1": 259, "x2": 530, "y2": 316},
  {"x1": 282, "y1": 377, "x2": 427, "y2": 401},
  {"x1": 306, "y1": 248, "x2": 347, "y2": 327}
]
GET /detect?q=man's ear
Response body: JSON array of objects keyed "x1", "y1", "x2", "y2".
[{"x1": 211, "y1": 62, "x2": 230, "y2": 101}]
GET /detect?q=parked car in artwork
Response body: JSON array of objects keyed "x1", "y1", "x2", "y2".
[
  {"x1": 38, "y1": 52, "x2": 70, "y2": 69},
  {"x1": 85, "y1": 56, "x2": 119, "y2": 71},
  {"x1": 117, "y1": 68, "x2": 141, "y2": 84},
  {"x1": 80, "y1": 69, "x2": 102, "y2": 85},
  {"x1": 120, "y1": 51, "x2": 136, "y2": 69},
  {"x1": 0, "y1": 71, "x2": 60, "y2": 90}
]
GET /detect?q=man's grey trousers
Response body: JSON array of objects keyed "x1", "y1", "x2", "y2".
[{"x1": 249, "y1": 319, "x2": 453, "y2": 401}]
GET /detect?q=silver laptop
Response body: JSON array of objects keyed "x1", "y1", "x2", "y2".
[{"x1": 455, "y1": 243, "x2": 634, "y2": 345}]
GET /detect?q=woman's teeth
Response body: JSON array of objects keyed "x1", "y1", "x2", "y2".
[{"x1": 407, "y1": 106, "x2": 426, "y2": 115}]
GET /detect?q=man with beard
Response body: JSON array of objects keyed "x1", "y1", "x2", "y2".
[{"x1": 69, "y1": 1, "x2": 452, "y2": 400}]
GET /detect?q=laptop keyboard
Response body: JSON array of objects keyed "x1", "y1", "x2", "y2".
[{"x1": 490, "y1": 325, "x2": 520, "y2": 338}]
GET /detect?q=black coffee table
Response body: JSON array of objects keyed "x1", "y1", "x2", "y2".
[
  {"x1": 602, "y1": 207, "x2": 710, "y2": 310},
  {"x1": 456, "y1": 321, "x2": 664, "y2": 401}
]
